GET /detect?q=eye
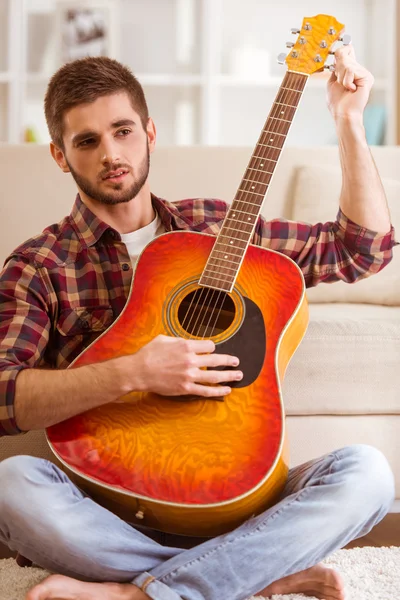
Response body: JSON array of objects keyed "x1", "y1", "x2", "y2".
[
  {"x1": 117, "y1": 129, "x2": 131, "y2": 137},
  {"x1": 78, "y1": 138, "x2": 95, "y2": 147}
]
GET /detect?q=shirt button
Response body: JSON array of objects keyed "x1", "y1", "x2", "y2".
[{"x1": 122, "y1": 263, "x2": 130, "y2": 271}]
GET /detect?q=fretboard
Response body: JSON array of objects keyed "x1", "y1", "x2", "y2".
[{"x1": 199, "y1": 71, "x2": 308, "y2": 292}]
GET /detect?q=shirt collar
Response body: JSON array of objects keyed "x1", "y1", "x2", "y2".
[{"x1": 69, "y1": 193, "x2": 192, "y2": 248}]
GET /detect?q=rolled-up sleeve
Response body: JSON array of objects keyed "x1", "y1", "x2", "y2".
[
  {"x1": 0, "y1": 256, "x2": 51, "y2": 435},
  {"x1": 253, "y1": 208, "x2": 398, "y2": 288}
]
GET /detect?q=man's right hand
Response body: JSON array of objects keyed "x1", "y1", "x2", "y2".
[{"x1": 125, "y1": 334, "x2": 243, "y2": 398}]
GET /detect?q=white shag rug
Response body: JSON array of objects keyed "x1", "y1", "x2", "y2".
[{"x1": 0, "y1": 546, "x2": 399, "y2": 600}]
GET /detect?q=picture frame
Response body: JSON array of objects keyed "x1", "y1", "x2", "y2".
[{"x1": 54, "y1": 0, "x2": 119, "y2": 65}]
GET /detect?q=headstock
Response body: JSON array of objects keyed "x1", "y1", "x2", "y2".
[{"x1": 277, "y1": 15, "x2": 348, "y2": 75}]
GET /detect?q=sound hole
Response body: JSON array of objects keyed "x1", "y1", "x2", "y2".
[{"x1": 177, "y1": 289, "x2": 236, "y2": 337}]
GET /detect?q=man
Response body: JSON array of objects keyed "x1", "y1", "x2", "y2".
[{"x1": 0, "y1": 46, "x2": 396, "y2": 600}]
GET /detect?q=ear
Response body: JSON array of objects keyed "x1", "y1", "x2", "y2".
[
  {"x1": 146, "y1": 118, "x2": 157, "y2": 154},
  {"x1": 50, "y1": 142, "x2": 70, "y2": 173}
]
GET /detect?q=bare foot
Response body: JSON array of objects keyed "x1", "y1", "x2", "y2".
[
  {"x1": 259, "y1": 563, "x2": 345, "y2": 600},
  {"x1": 25, "y1": 574, "x2": 151, "y2": 600}
]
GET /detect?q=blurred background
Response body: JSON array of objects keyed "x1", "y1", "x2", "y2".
[{"x1": 0, "y1": 0, "x2": 399, "y2": 147}]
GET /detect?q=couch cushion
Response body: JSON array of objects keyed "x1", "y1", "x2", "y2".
[
  {"x1": 286, "y1": 414, "x2": 400, "y2": 498},
  {"x1": 291, "y1": 164, "x2": 400, "y2": 306},
  {"x1": 283, "y1": 303, "x2": 400, "y2": 415}
]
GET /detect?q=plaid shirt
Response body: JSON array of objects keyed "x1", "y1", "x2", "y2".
[{"x1": 0, "y1": 194, "x2": 397, "y2": 435}]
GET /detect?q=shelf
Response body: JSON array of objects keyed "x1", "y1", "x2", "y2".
[
  {"x1": 0, "y1": 72, "x2": 13, "y2": 83},
  {"x1": 137, "y1": 74, "x2": 204, "y2": 86},
  {"x1": 0, "y1": 0, "x2": 396, "y2": 145},
  {"x1": 21, "y1": 71, "x2": 393, "y2": 91},
  {"x1": 216, "y1": 73, "x2": 330, "y2": 87},
  {"x1": 215, "y1": 74, "x2": 391, "y2": 90}
]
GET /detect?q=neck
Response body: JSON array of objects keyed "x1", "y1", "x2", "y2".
[{"x1": 79, "y1": 185, "x2": 155, "y2": 234}]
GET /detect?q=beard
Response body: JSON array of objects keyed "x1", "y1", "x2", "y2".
[{"x1": 66, "y1": 142, "x2": 150, "y2": 206}]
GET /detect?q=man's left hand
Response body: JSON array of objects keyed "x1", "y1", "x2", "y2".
[{"x1": 327, "y1": 45, "x2": 374, "y2": 122}]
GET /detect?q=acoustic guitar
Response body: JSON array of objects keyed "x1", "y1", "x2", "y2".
[{"x1": 47, "y1": 15, "x2": 345, "y2": 537}]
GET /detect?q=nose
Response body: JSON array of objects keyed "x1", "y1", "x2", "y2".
[{"x1": 99, "y1": 137, "x2": 120, "y2": 166}]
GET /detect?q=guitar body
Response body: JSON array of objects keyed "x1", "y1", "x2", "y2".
[{"x1": 47, "y1": 230, "x2": 308, "y2": 536}]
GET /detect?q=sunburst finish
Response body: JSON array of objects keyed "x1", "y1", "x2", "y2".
[{"x1": 47, "y1": 231, "x2": 308, "y2": 535}]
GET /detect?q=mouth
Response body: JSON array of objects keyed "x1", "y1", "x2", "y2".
[{"x1": 102, "y1": 169, "x2": 129, "y2": 182}]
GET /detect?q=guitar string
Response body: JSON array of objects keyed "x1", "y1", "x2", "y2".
[
  {"x1": 190, "y1": 72, "x2": 304, "y2": 342},
  {"x1": 203, "y1": 74, "x2": 304, "y2": 346},
  {"x1": 187, "y1": 284, "x2": 215, "y2": 337},
  {"x1": 181, "y1": 76, "x2": 281, "y2": 349},
  {"x1": 204, "y1": 72, "x2": 306, "y2": 340},
  {"x1": 181, "y1": 286, "x2": 206, "y2": 333},
  {"x1": 200, "y1": 72, "x2": 306, "y2": 341},
  {"x1": 180, "y1": 73, "x2": 305, "y2": 345}
]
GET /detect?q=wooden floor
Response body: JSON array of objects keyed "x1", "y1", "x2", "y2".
[{"x1": 345, "y1": 513, "x2": 400, "y2": 548}]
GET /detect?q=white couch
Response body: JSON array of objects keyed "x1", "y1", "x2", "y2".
[{"x1": 1, "y1": 144, "x2": 399, "y2": 512}]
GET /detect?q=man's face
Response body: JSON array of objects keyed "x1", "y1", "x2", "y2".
[{"x1": 58, "y1": 92, "x2": 154, "y2": 206}]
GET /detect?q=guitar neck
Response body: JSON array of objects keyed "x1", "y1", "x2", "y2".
[{"x1": 199, "y1": 70, "x2": 308, "y2": 292}]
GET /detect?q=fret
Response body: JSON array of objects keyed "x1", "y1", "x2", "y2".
[
  {"x1": 253, "y1": 147, "x2": 280, "y2": 154},
  {"x1": 226, "y1": 216, "x2": 257, "y2": 226},
  {"x1": 203, "y1": 266, "x2": 235, "y2": 280},
  {"x1": 214, "y1": 244, "x2": 245, "y2": 254},
  {"x1": 263, "y1": 125, "x2": 290, "y2": 134},
  {"x1": 211, "y1": 250, "x2": 241, "y2": 264},
  {"x1": 237, "y1": 188, "x2": 265, "y2": 198},
  {"x1": 233, "y1": 198, "x2": 262, "y2": 208},
  {"x1": 254, "y1": 145, "x2": 280, "y2": 154},
  {"x1": 240, "y1": 183, "x2": 267, "y2": 195},
  {"x1": 207, "y1": 260, "x2": 238, "y2": 273},
  {"x1": 246, "y1": 167, "x2": 274, "y2": 175},
  {"x1": 215, "y1": 240, "x2": 246, "y2": 251},
  {"x1": 200, "y1": 279, "x2": 231, "y2": 292},
  {"x1": 228, "y1": 208, "x2": 258, "y2": 217},
  {"x1": 249, "y1": 156, "x2": 278, "y2": 164},
  {"x1": 243, "y1": 178, "x2": 268, "y2": 183},
  {"x1": 201, "y1": 271, "x2": 233, "y2": 283},
  {"x1": 280, "y1": 86, "x2": 302, "y2": 93},
  {"x1": 217, "y1": 231, "x2": 249, "y2": 242},
  {"x1": 222, "y1": 225, "x2": 253, "y2": 235},
  {"x1": 268, "y1": 116, "x2": 292, "y2": 124},
  {"x1": 274, "y1": 101, "x2": 298, "y2": 109},
  {"x1": 256, "y1": 142, "x2": 282, "y2": 150},
  {"x1": 260, "y1": 132, "x2": 286, "y2": 138},
  {"x1": 204, "y1": 264, "x2": 233, "y2": 278}
]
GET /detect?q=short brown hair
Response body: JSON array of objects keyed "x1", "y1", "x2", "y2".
[{"x1": 44, "y1": 56, "x2": 149, "y2": 149}]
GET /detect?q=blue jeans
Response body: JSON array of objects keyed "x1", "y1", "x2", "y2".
[{"x1": 0, "y1": 444, "x2": 394, "y2": 600}]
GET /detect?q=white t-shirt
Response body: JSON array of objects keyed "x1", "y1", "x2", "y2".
[{"x1": 120, "y1": 211, "x2": 165, "y2": 267}]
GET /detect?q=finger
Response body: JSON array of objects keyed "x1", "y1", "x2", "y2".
[
  {"x1": 334, "y1": 44, "x2": 356, "y2": 63},
  {"x1": 196, "y1": 352, "x2": 239, "y2": 368},
  {"x1": 335, "y1": 66, "x2": 343, "y2": 85},
  {"x1": 343, "y1": 67, "x2": 357, "y2": 91},
  {"x1": 194, "y1": 368, "x2": 243, "y2": 384},
  {"x1": 185, "y1": 338, "x2": 216, "y2": 354},
  {"x1": 328, "y1": 71, "x2": 337, "y2": 85},
  {"x1": 186, "y1": 383, "x2": 232, "y2": 398}
]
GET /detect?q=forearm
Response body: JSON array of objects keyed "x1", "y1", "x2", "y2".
[
  {"x1": 336, "y1": 117, "x2": 391, "y2": 233},
  {"x1": 14, "y1": 356, "x2": 133, "y2": 431}
]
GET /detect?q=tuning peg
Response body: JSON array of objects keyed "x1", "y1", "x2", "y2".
[
  {"x1": 324, "y1": 64, "x2": 336, "y2": 72},
  {"x1": 286, "y1": 41, "x2": 294, "y2": 48},
  {"x1": 291, "y1": 28, "x2": 300, "y2": 34},
  {"x1": 339, "y1": 34, "x2": 352, "y2": 45},
  {"x1": 277, "y1": 53, "x2": 287, "y2": 65}
]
